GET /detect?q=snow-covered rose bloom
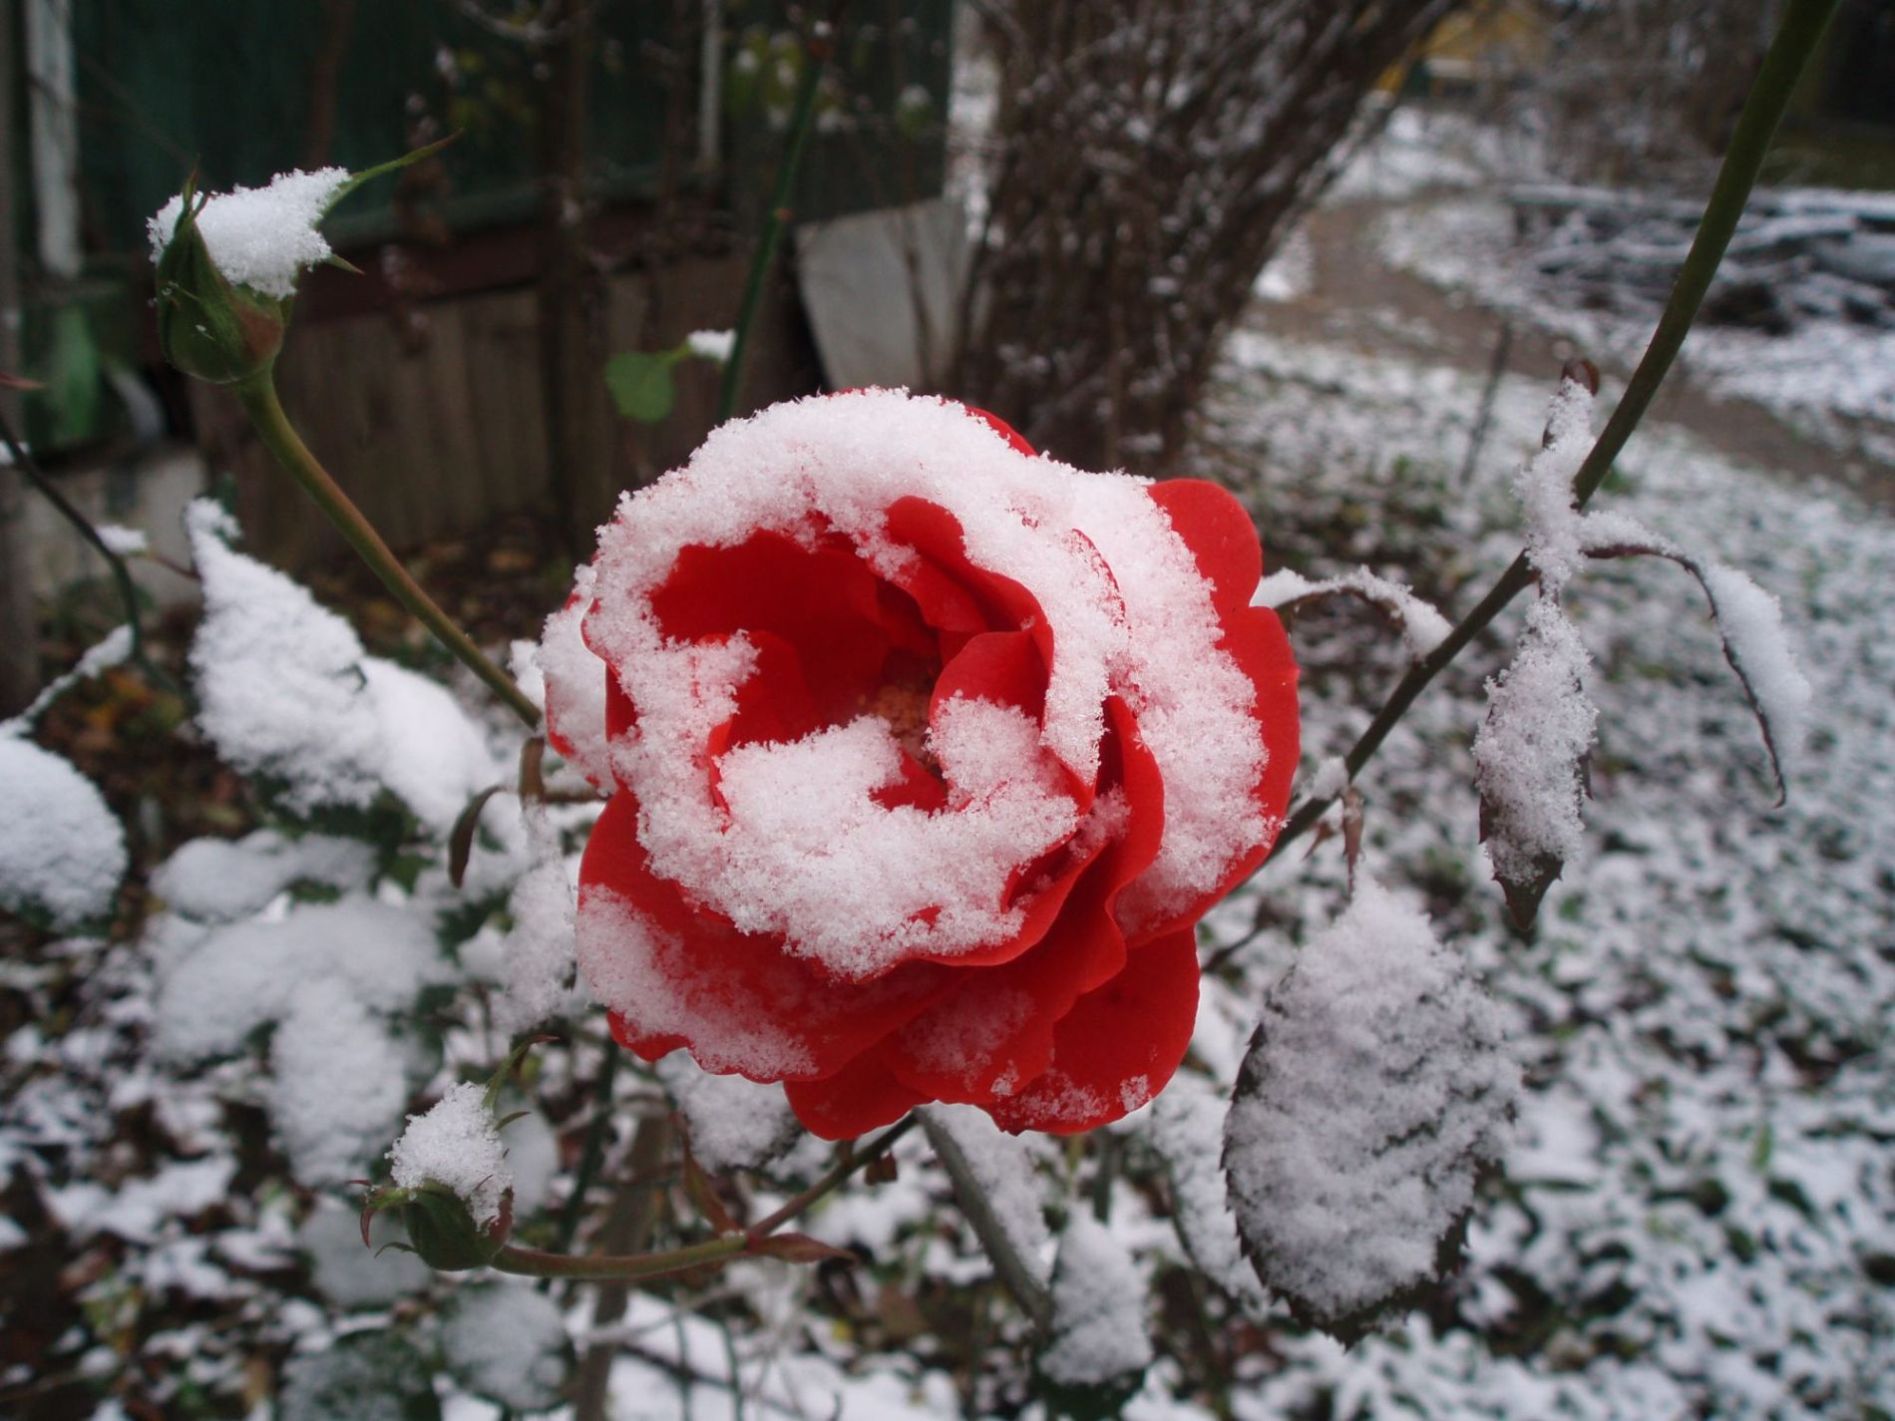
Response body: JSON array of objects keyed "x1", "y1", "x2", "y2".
[{"x1": 540, "y1": 391, "x2": 1297, "y2": 1137}]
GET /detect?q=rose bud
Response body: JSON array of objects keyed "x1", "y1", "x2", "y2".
[
  {"x1": 149, "y1": 184, "x2": 293, "y2": 386},
  {"x1": 358, "y1": 1180, "x2": 515, "y2": 1272}
]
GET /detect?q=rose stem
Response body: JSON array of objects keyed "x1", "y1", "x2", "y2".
[
  {"x1": 234, "y1": 371, "x2": 541, "y2": 727},
  {"x1": 1261, "y1": 0, "x2": 1839, "y2": 866},
  {"x1": 751, "y1": 1113, "x2": 917, "y2": 1234},
  {"x1": 494, "y1": 1114, "x2": 917, "y2": 1283}
]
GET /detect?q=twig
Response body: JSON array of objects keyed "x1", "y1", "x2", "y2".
[
  {"x1": 715, "y1": 7, "x2": 844, "y2": 423},
  {"x1": 232, "y1": 372, "x2": 541, "y2": 727},
  {"x1": 0, "y1": 406, "x2": 169, "y2": 689},
  {"x1": 1261, "y1": 0, "x2": 1840, "y2": 866},
  {"x1": 750, "y1": 1113, "x2": 918, "y2": 1235}
]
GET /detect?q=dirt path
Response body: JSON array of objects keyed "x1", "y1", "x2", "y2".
[{"x1": 1255, "y1": 197, "x2": 1895, "y2": 509}]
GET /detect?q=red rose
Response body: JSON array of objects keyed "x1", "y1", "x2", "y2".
[{"x1": 540, "y1": 391, "x2": 1297, "y2": 1138}]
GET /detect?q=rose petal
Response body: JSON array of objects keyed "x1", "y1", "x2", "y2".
[
  {"x1": 649, "y1": 529, "x2": 902, "y2": 725},
  {"x1": 885, "y1": 698, "x2": 1167, "y2": 1099},
  {"x1": 783, "y1": 1047, "x2": 928, "y2": 1140},
  {"x1": 1148, "y1": 479, "x2": 1263, "y2": 618},
  {"x1": 578, "y1": 794, "x2": 949, "y2": 1082},
  {"x1": 965, "y1": 405, "x2": 1036, "y2": 456},
  {"x1": 983, "y1": 925, "x2": 1200, "y2": 1135},
  {"x1": 929, "y1": 630, "x2": 1045, "y2": 722}
]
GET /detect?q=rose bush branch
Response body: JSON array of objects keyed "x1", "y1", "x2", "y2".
[
  {"x1": 233, "y1": 372, "x2": 542, "y2": 727},
  {"x1": 0, "y1": 405, "x2": 168, "y2": 688},
  {"x1": 1263, "y1": 0, "x2": 1839, "y2": 863},
  {"x1": 490, "y1": 1115, "x2": 915, "y2": 1283}
]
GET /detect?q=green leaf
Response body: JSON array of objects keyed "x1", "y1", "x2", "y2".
[{"x1": 604, "y1": 350, "x2": 680, "y2": 424}]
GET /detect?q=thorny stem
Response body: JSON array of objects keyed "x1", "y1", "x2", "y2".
[
  {"x1": 751, "y1": 1113, "x2": 918, "y2": 1235},
  {"x1": 1260, "y1": 0, "x2": 1839, "y2": 866},
  {"x1": 495, "y1": 1232, "x2": 748, "y2": 1283},
  {"x1": 496, "y1": 1114, "x2": 918, "y2": 1283},
  {"x1": 714, "y1": 11, "x2": 839, "y2": 423},
  {"x1": 233, "y1": 372, "x2": 541, "y2": 727},
  {"x1": 920, "y1": 1111, "x2": 1054, "y2": 1329}
]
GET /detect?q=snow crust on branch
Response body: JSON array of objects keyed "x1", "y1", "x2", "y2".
[
  {"x1": 1224, "y1": 877, "x2": 1519, "y2": 1334},
  {"x1": 1150, "y1": 1073, "x2": 1270, "y2": 1307},
  {"x1": 1474, "y1": 375, "x2": 1598, "y2": 912},
  {"x1": 147, "y1": 168, "x2": 348, "y2": 299},
  {"x1": 1039, "y1": 1213, "x2": 1153, "y2": 1388},
  {"x1": 1577, "y1": 507, "x2": 1813, "y2": 786},
  {"x1": 1254, "y1": 566, "x2": 1452, "y2": 659},
  {"x1": 387, "y1": 1081, "x2": 512, "y2": 1228},
  {"x1": 921, "y1": 1104, "x2": 1053, "y2": 1287},
  {"x1": 185, "y1": 500, "x2": 497, "y2": 831}
]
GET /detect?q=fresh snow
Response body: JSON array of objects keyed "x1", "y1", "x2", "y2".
[
  {"x1": 147, "y1": 168, "x2": 349, "y2": 299},
  {"x1": 1040, "y1": 1212, "x2": 1154, "y2": 1388},
  {"x1": 0, "y1": 737, "x2": 127, "y2": 927},
  {"x1": 1254, "y1": 566, "x2": 1451, "y2": 659},
  {"x1": 685, "y1": 328, "x2": 736, "y2": 362},
  {"x1": 386, "y1": 1082, "x2": 512, "y2": 1228},
  {"x1": 185, "y1": 499, "x2": 498, "y2": 831}
]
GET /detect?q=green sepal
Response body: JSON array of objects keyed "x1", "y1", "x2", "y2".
[{"x1": 153, "y1": 179, "x2": 288, "y2": 386}]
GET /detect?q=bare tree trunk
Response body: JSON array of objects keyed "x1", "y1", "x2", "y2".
[
  {"x1": 958, "y1": 0, "x2": 1458, "y2": 475},
  {"x1": 537, "y1": 0, "x2": 614, "y2": 557}
]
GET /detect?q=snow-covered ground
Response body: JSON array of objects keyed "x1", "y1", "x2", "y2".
[{"x1": 3, "y1": 105, "x2": 1892, "y2": 1421}]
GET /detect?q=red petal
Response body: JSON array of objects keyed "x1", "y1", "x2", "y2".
[
  {"x1": 578, "y1": 793, "x2": 949, "y2": 1081},
  {"x1": 648, "y1": 530, "x2": 901, "y2": 725},
  {"x1": 928, "y1": 630, "x2": 1045, "y2": 722},
  {"x1": 965, "y1": 405, "x2": 1037, "y2": 456},
  {"x1": 783, "y1": 1048, "x2": 927, "y2": 1140},
  {"x1": 984, "y1": 925, "x2": 1201, "y2": 1135},
  {"x1": 1149, "y1": 479, "x2": 1262, "y2": 618},
  {"x1": 1132, "y1": 604, "x2": 1300, "y2": 936},
  {"x1": 885, "y1": 698, "x2": 1167, "y2": 1099}
]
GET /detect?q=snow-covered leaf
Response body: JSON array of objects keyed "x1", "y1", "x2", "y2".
[
  {"x1": 1580, "y1": 522, "x2": 1812, "y2": 800},
  {"x1": 1253, "y1": 566, "x2": 1452, "y2": 660},
  {"x1": 0, "y1": 737, "x2": 126, "y2": 928},
  {"x1": 1473, "y1": 596, "x2": 1596, "y2": 928},
  {"x1": 1035, "y1": 1212, "x2": 1152, "y2": 1415},
  {"x1": 1223, "y1": 877, "x2": 1519, "y2": 1343},
  {"x1": 278, "y1": 1329, "x2": 441, "y2": 1421},
  {"x1": 438, "y1": 1280, "x2": 572, "y2": 1412}
]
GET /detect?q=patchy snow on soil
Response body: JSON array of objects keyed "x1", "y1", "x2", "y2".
[{"x1": 1202, "y1": 296, "x2": 1895, "y2": 1416}]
